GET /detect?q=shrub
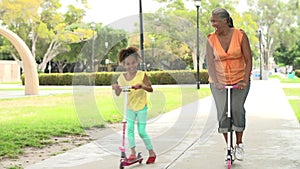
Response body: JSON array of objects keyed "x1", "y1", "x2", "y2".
[
  {"x1": 295, "y1": 70, "x2": 300, "y2": 78},
  {"x1": 21, "y1": 70, "x2": 210, "y2": 86}
]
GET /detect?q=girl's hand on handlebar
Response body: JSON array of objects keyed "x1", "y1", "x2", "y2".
[
  {"x1": 112, "y1": 84, "x2": 120, "y2": 90},
  {"x1": 132, "y1": 84, "x2": 142, "y2": 90},
  {"x1": 112, "y1": 84, "x2": 122, "y2": 96}
]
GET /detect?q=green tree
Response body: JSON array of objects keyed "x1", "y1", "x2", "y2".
[
  {"x1": 274, "y1": 40, "x2": 300, "y2": 69},
  {"x1": 53, "y1": 25, "x2": 93, "y2": 73},
  {"x1": 143, "y1": 0, "x2": 206, "y2": 70},
  {"x1": 0, "y1": 0, "x2": 43, "y2": 63},
  {"x1": 144, "y1": 0, "x2": 257, "y2": 70},
  {"x1": 273, "y1": 43, "x2": 290, "y2": 67},
  {"x1": 247, "y1": 0, "x2": 299, "y2": 70},
  {"x1": 72, "y1": 24, "x2": 128, "y2": 72},
  {"x1": 288, "y1": 41, "x2": 300, "y2": 69},
  {"x1": 0, "y1": 0, "x2": 91, "y2": 72},
  {"x1": 36, "y1": 1, "x2": 90, "y2": 72}
]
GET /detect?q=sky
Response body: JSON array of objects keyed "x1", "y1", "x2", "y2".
[
  {"x1": 62, "y1": 0, "x2": 162, "y2": 25},
  {"x1": 62, "y1": 0, "x2": 248, "y2": 25}
]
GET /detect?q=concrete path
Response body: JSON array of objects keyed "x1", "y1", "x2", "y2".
[
  {"x1": 169, "y1": 79, "x2": 300, "y2": 169},
  {"x1": 0, "y1": 84, "x2": 73, "y2": 99},
  {"x1": 3, "y1": 79, "x2": 300, "y2": 169}
]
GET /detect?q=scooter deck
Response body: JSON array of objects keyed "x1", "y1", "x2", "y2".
[
  {"x1": 120, "y1": 152, "x2": 143, "y2": 168},
  {"x1": 121, "y1": 157, "x2": 143, "y2": 166}
]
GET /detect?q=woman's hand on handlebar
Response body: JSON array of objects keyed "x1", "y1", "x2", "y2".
[
  {"x1": 236, "y1": 81, "x2": 247, "y2": 90},
  {"x1": 214, "y1": 82, "x2": 225, "y2": 90}
]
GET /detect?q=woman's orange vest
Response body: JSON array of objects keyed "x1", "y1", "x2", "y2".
[{"x1": 207, "y1": 28, "x2": 245, "y2": 85}]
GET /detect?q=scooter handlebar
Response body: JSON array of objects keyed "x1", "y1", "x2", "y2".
[
  {"x1": 120, "y1": 85, "x2": 143, "y2": 90},
  {"x1": 120, "y1": 86, "x2": 133, "y2": 90},
  {"x1": 224, "y1": 85, "x2": 238, "y2": 89}
]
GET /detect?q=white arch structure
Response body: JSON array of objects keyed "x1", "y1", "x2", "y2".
[{"x1": 0, "y1": 27, "x2": 39, "y2": 95}]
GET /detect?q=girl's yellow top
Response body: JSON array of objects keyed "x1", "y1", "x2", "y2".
[
  {"x1": 207, "y1": 28, "x2": 246, "y2": 85},
  {"x1": 117, "y1": 71, "x2": 147, "y2": 111}
]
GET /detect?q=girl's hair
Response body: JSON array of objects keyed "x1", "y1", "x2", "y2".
[
  {"x1": 212, "y1": 8, "x2": 234, "y2": 28},
  {"x1": 118, "y1": 46, "x2": 141, "y2": 63}
]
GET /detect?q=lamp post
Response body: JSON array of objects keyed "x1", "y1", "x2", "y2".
[
  {"x1": 91, "y1": 22, "x2": 96, "y2": 72},
  {"x1": 48, "y1": 61, "x2": 51, "y2": 73},
  {"x1": 257, "y1": 29, "x2": 263, "y2": 80},
  {"x1": 195, "y1": 0, "x2": 201, "y2": 89},
  {"x1": 151, "y1": 37, "x2": 155, "y2": 58},
  {"x1": 139, "y1": 0, "x2": 145, "y2": 71},
  {"x1": 105, "y1": 42, "x2": 108, "y2": 71}
]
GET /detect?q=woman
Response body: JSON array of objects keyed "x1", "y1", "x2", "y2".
[{"x1": 206, "y1": 8, "x2": 252, "y2": 161}]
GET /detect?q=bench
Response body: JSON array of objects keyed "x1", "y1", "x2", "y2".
[{"x1": 287, "y1": 71, "x2": 295, "y2": 79}]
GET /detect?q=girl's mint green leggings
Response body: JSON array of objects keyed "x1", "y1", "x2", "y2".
[{"x1": 127, "y1": 106, "x2": 153, "y2": 150}]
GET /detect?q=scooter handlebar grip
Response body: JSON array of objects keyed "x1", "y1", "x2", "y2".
[
  {"x1": 120, "y1": 86, "x2": 133, "y2": 90},
  {"x1": 224, "y1": 85, "x2": 238, "y2": 89}
]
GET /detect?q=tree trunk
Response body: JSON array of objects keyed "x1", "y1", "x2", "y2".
[{"x1": 38, "y1": 40, "x2": 62, "y2": 72}]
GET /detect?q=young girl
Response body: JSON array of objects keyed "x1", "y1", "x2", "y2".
[{"x1": 112, "y1": 46, "x2": 156, "y2": 164}]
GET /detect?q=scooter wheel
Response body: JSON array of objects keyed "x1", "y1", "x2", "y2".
[
  {"x1": 227, "y1": 160, "x2": 231, "y2": 169},
  {"x1": 119, "y1": 163, "x2": 124, "y2": 169}
]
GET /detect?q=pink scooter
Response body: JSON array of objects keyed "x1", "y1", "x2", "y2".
[{"x1": 119, "y1": 86, "x2": 143, "y2": 169}]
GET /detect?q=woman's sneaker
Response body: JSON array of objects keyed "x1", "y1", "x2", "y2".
[{"x1": 235, "y1": 143, "x2": 244, "y2": 161}]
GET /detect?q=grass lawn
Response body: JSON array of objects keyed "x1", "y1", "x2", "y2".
[
  {"x1": 0, "y1": 86, "x2": 211, "y2": 159},
  {"x1": 259, "y1": 75, "x2": 300, "y2": 121},
  {"x1": 282, "y1": 88, "x2": 300, "y2": 122},
  {"x1": 0, "y1": 93, "x2": 83, "y2": 159},
  {"x1": 290, "y1": 100, "x2": 300, "y2": 121},
  {"x1": 2, "y1": 76, "x2": 298, "y2": 168},
  {"x1": 269, "y1": 74, "x2": 300, "y2": 83},
  {"x1": 269, "y1": 74, "x2": 300, "y2": 121}
]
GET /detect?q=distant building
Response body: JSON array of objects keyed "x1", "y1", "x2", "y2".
[{"x1": 0, "y1": 60, "x2": 21, "y2": 82}]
